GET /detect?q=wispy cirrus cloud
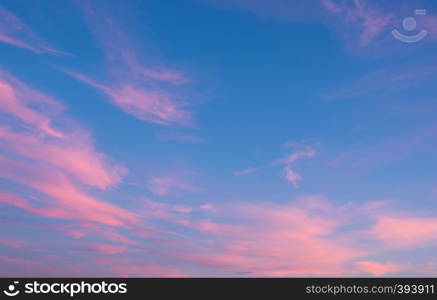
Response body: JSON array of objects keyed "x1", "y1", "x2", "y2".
[
  {"x1": 68, "y1": 72, "x2": 194, "y2": 127},
  {"x1": 231, "y1": 142, "x2": 316, "y2": 186},
  {"x1": 196, "y1": 0, "x2": 437, "y2": 52},
  {"x1": 196, "y1": 0, "x2": 394, "y2": 49},
  {"x1": 66, "y1": 1, "x2": 197, "y2": 127},
  {"x1": 146, "y1": 172, "x2": 201, "y2": 197},
  {"x1": 321, "y1": 0, "x2": 393, "y2": 47},
  {"x1": 274, "y1": 143, "x2": 316, "y2": 187},
  {"x1": 86, "y1": 244, "x2": 141, "y2": 255},
  {"x1": 0, "y1": 238, "x2": 38, "y2": 249},
  {"x1": 0, "y1": 7, "x2": 65, "y2": 55},
  {"x1": 48, "y1": 226, "x2": 87, "y2": 239},
  {"x1": 0, "y1": 72, "x2": 65, "y2": 138}
]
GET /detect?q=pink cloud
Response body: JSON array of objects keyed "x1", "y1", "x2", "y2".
[
  {"x1": 0, "y1": 72, "x2": 65, "y2": 138},
  {"x1": 320, "y1": 0, "x2": 342, "y2": 13},
  {"x1": 0, "y1": 62, "x2": 435, "y2": 278},
  {"x1": 0, "y1": 188, "x2": 135, "y2": 228},
  {"x1": 132, "y1": 199, "x2": 201, "y2": 232},
  {"x1": 167, "y1": 197, "x2": 369, "y2": 276},
  {"x1": 66, "y1": 2, "x2": 196, "y2": 127},
  {"x1": 198, "y1": 0, "x2": 437, "y2": 53},
  {"x1": 80, "y1": 224, "x2": 141, "y2": 246},
  {"x1": 369, "y1": 216, "x2": 437, "y2": 248},
  {"x1": 321, "y1": 0, "x2": 392, "y2": 47},
  {"x1": 197, "y1": 0, "x2": 395, "y2": 50},
  {"x1": 0, "y1": 238, "x2": 38, "y2": 249},
  {"x1": 0, "y1": 126, "x2": 125, "y2": 189},
  {"x1": 146, "y1": 197, "x2": 437, "y2": 276},
  {"x1": 0, "y1": 7, "x2": 64, "y2": 55},
  {"x1": 3, "y1": 191, "x2": 437, "y2": 276},
  {"x1": 356, "y1": 261, "x2": 407, "y2": 276},
  {"x1": 96, "y1": 257, "x2": 191, "y2": 277},
  {"x1": 146, "y1": 172, "x2": 200, "y2": 197},
  {"x1": 422, "y1": 258, "x2": 437, "y2": 275},
  {"x1": 46, "y1": 223, "x2": 140, "y2": 246},
  {"x1": 0, "y1": 154, "x2": 135, "y2": 227},
  {"x1": 279, "y1": 146, "x2": 316, "y2": 164},
  {"x1": 51, "y1": 227, "x2": 87, "y2": 239},
  {"x1": 0, "y1": 71, "x2": 137, "y2": 227},
  {"x1": 193, "y1": 221, "x2": 246, "y2": 236},
  {"x1": 0, "y1": 255, "x2": 57, "y2": 276},
  {"x1": 106, "y1": 84, "x2": 193, "y2": 126},
  {"x1": 421, "y1": 14, "x2": 437, "y2": 40},
  {"x1": 69, "y1": 72, "x2": 194, "y2": 126},
  {"x1": 173, "y1": 206, "x2": 193, "y2": 213},
  {"x1": 87, "y1": 244, "x2": 138, "y2": 255},
  {"x1": 274, "y1": 144, "x2": 316, "y2": 187},
  {"x1": 119, "y1": 50, "x2": 189, "y2": 85},
  {"x1": 283, "y1": 166, "x2": 303, "y2": 187}
]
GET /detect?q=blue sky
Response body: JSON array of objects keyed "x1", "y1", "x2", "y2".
[{"x1": 1, "y1": 0, "x2": 437, "y2": 276}]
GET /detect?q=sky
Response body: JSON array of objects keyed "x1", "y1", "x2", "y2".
[{"x1": 1, "y1": 0, "x2": 437, "y2": 277}]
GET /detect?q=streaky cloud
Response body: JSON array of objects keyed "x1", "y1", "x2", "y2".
[
  {"x1": 0, "y1": 7, "x2": 66, "y2": 55},
  {"x1": 66, "y1": 1, "x2": 197, "y2": 127},
  {"x1": 0, "y1": 70, "x2": 137, "y2": 227}
]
